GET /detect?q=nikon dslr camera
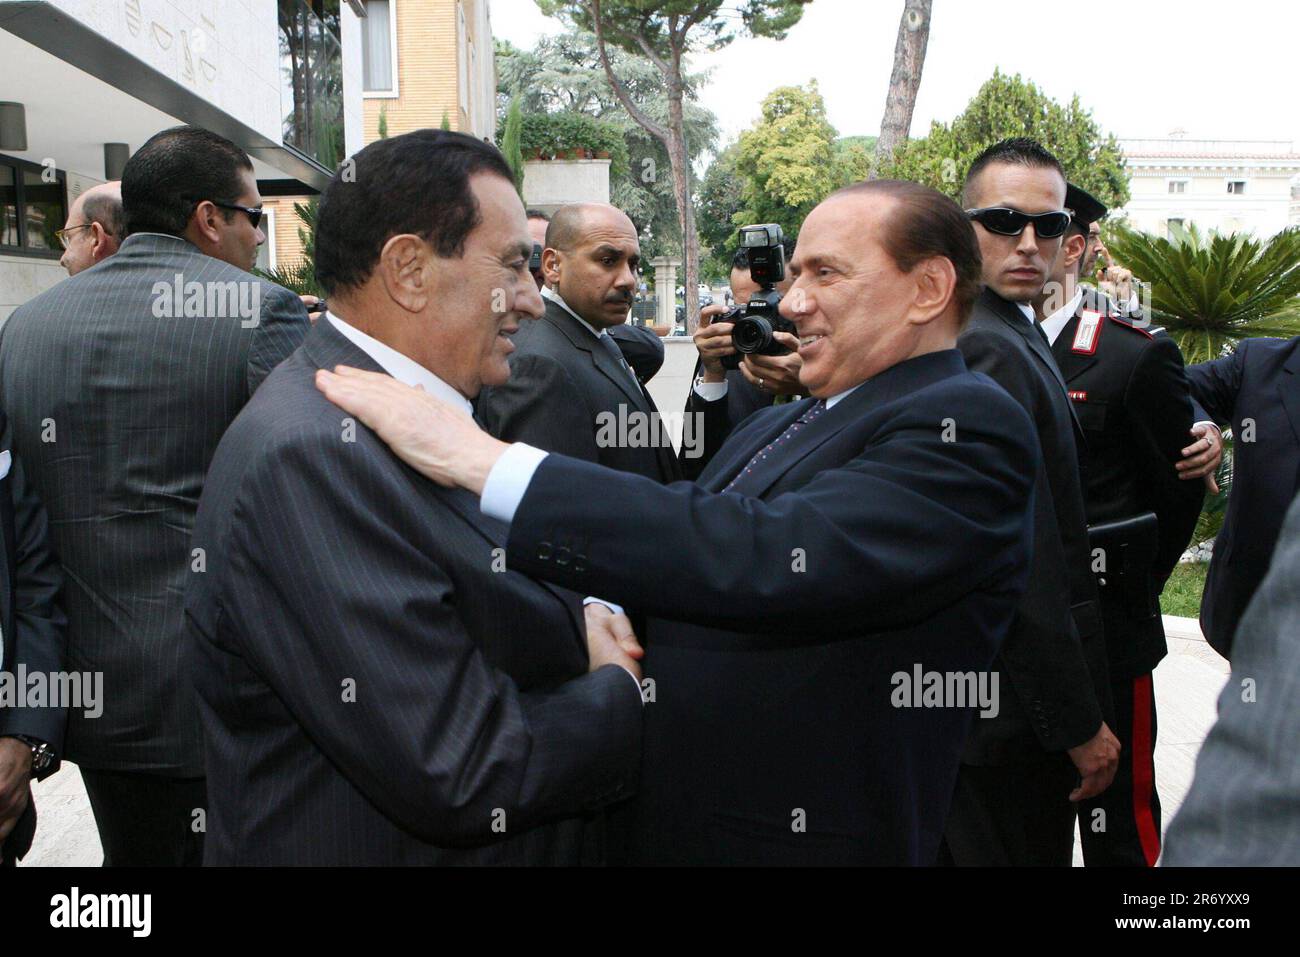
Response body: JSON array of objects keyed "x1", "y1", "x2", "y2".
[{"x1": 720, "y1": 224, "x2": 796, "y2": 370}]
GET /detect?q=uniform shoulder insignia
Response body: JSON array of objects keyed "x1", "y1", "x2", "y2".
[
  {"x1": 1104, "y1": 313, "x2": 1155, "y2": 340},
  {"x1": 1071, "y1": 309, "x2": 1104, "y2": 354}
]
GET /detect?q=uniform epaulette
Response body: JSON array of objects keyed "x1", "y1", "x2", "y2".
[{"x1": 1104, "y1": 314, "x2": 1155, "y2": 340}]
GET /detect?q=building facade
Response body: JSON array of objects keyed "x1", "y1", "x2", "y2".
[
  {"x1": 0, "y1": 0, "x2": 365, "y2": 319},
  {"x1": 1117, "y1": 135, "x2": 1300, "y2": 239},
  {"x1": 263, "y1": 0, "x2": 497, "y2": 272}
]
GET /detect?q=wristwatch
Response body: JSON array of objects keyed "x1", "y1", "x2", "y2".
[{"x1": 7, "y1": 735, "x2": 53, "y2": 774}]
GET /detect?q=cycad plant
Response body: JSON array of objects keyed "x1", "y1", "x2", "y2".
[
  {"x1": 1104, "y1": 223, "x2": 1300, "y2": 364},
  {"x1": 255, "y1": 199, "x2": 324, "y2": 297}
]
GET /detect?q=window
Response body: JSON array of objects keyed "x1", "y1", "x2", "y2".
[
  {"x1": 0, "y1": 155, "x2": 66, "y2": 256},
  {"x1": 361, "y1": 0, "x2": 397, "y2": 96},
  {"x1": 1167, "y1": 179, "x2": 1188, "y2": 194},
  {"x1": 1227, "y1": 180, "x2": 1247, "y2": 194},
  {"x1": 1166, "y1": 218, "x2": 1186, "y2": 238}
]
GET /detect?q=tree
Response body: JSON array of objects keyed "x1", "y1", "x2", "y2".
[
  {"x1": 537, "y1": 0, "x2": 812, "y2": 333},
  {"x1": 1103, "y1": 223, "x2": 1300, "y2": 365},
  {"x1": 725, "y1": 84, "x2": 871, "y2": 248},
  {"x1": 494, "y1": 26, "x2": 718, "y2": 262},
  {"x1": 878, "y1": 69, "x2": 1130, "y2": 210},
  {"x1": 734, "y1": 82, "x2": 843, "y2": 242},
  {"x1": 696, "y1": 141, "x2": 744, "y2": 278},
  {"x1": 872, "y1": 0, "x2": 932, "y2": 176},
  {"x1": 500, "y1": 95, "x2": 526, "y2": 196}
]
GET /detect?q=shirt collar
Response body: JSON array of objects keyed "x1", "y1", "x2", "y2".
[
  {"x1": 542, "y1": 285, "x2": 607, "y2": 339},
  {"x1": 1016, "y1": 301, "x2": 1036, "y2": 324},
  {"x1": 1041, "y1": 287, "x2": 1085, "y2": 346},
  {"x1": 826, "y1": 382, "x2": 863, "y2": 410},
  {"x1": 325, "y1": 311, "x2": 475, "y2": 418}
]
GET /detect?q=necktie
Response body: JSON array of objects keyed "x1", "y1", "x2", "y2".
[
  {"x1": 723, "y1": 400, "x2": 827, "y2": 492},
  {"x1": 596, "y1": 333, "x2": 642, "y2": 392}
]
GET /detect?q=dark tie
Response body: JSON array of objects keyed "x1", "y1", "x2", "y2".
[
  {"x1": 723, "y1": 400, "x2": 827, "y2": 492},
  {"x1": 596, "y1": 333, "x2": 642, "y2": 391}
]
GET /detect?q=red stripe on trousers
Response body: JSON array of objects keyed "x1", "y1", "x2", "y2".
[{"x1": 1132, "y1": 673, "x2": 1160, "y2": 866}]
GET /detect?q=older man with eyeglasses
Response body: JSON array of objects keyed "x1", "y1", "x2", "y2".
[{"x1": 56, "y1": 181, "x2": 123, "y2": 277}]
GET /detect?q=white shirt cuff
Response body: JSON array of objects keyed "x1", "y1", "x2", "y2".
[
  {"x1": 583, "y1": 596, "x2": 625, "y2": 616},
  {"x1": 480, "y1": 443, "x2": 549, "y2": 524},
  {"x1": 694, "y1": 377, "x2": 728, "y2": 401},
  {"x1": 1193, "y1": 420, "x2": 1220, "y2": 435}
]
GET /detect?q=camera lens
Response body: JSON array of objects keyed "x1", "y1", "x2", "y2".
[{"x1": 733, "y1": 315, "x2": 774, "y2": 354}]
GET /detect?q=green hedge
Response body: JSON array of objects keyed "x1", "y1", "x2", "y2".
[{"x1": 500, "y1": 111, "x2": 629, "y2": 178}]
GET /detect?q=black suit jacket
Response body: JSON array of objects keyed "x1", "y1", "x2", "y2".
[
  {"x1": 0, "y1": 233, "x2": 308, "y2": 775},
  {"x1": 607, "y1": 323, "x2": 666, "y2": 386},
  {"x1": 680, "y1": 362, "x2": 775, "y2": 480},
  {"x1": 956, "y1": 288, "x2": 1109, "y2": 763},
  {"x1": 1051, "y1": 294, "x2": 1205, "y2": 676},
  {"x1": 477, "y1": 299, "x2": 681, "y2": 483},
  {"x1": 1186, "y1": 336, "x2": 1300, "y2": 658},
  {"x1": 185, "y1": 318, "x2": 642, "y2": 865},
  {"x1": 0, "y1": 411, "x2": 66, "y2": 864},
  {"x1": 501, "y1": 350, "x2": 1037, "y2": 865}
]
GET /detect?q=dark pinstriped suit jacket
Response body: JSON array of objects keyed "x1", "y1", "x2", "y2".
[
  {"x1": 0, "y1": 233, "x2": 308, "y2": 775},
  {"x1": 184, "y1": 318, "x2": 642, "y2": 865}
]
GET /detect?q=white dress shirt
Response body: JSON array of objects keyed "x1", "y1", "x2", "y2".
[{"x1": 1041, "y1": 288, "x2": 1085, "y2": 346}]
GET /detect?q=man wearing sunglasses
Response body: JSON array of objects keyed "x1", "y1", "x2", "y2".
[
  {"x1": 0, "y1": 124, "x2": 308, "y2": 866},
  {"x1": 942, "y1": 138, "x2": 1119, "y2": 867}
]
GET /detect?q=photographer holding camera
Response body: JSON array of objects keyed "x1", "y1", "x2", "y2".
[{"x1": 686, "y1": 228, "x2": 803, "y2": 475}]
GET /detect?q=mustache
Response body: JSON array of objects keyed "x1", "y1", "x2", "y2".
[{"x1": 605, "y1": 292, "x2": 633, "y2": 305}]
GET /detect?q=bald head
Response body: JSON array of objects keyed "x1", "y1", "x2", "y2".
[
  {"x1": 60, "y1": 181, "x2": 123, "y2": 276},
  {"x1": 545, "y1": 203, "x2": 635, "y2": 253},
  {"x1": 541, "y1": 203, "x2": 641, "y2": 329}
]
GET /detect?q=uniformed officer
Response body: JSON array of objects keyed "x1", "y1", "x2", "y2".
[{"x1": 1032, "y1": 184, "x2": 1207, "y2": 866}]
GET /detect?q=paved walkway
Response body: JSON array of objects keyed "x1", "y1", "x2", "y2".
[{"x1": 20, "y1": 616, "x2": 1229, "y2": 867}]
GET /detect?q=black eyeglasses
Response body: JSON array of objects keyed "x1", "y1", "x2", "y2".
[
  {"x1": 211, "y1": 201, "x2": 265, "y2": 230},
  {"x1": 966, "y1": 207, "x2": 1072, "y2": 239}
]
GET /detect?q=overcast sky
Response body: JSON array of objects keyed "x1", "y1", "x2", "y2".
[{"x1": 491, "y1": 0, "x2": 1300, "y2": 151}]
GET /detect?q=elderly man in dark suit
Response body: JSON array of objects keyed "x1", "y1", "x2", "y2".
[
  {"x1": 477, "y1": 203, "x2": 680, "y2": 484},
  {"x1": 1184, "y1": 336, "x2": 1300, "y2": 660},
  {"x1": 0, "y1": 412, "x2": 66, "y2": 867},
  {"x1": 186, "y1": 130, "x2": 643, "y2": 865},
  {"x1": 944, "y1": 139, "x2": 1119, "y2": 866},
  {"x1": 318, "y1": 178, "x2": 1039, "y2": 866},
  {"x1": 0, "y1": 125, "x2": 309, "y2": 865}
]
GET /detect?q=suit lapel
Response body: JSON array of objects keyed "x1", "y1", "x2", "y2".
[
  {"x1": 1280, "y1": 347, "x2": 1300, "y2": 447},
  {"x1": 543, "y1": 302, "x2": 677, "y2": 479},
  {"x1": 725, "y1": 350, "x2": 968, "y2": 498},
  {"x1": 308, "y1": 317, "x2": 587, "y2": 643},
  {"x1": 983, "y1": 291, "x2": 1085, "y2": 444},
  {"x1": 705, "y1": 402, "x2": 805, "y2": 491}
]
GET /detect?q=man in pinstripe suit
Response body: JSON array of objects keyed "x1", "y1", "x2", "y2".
[
  {"x1": 0, "y1": 126, "x2": 309, "y2": 865},
  {"x1": 1161, "y1": 490, "x2": 1300, "y2": 865},
  {"x1": 184, "y1": 130, "x2": 644, "y2": 865}
]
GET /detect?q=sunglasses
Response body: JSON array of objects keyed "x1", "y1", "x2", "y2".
[
  {"x1": 966, "y1": 207, "x2": 1072, "y2": 239},
  {"x1": 212, "y1": 201, "x2": 266, "y2": 230}
]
